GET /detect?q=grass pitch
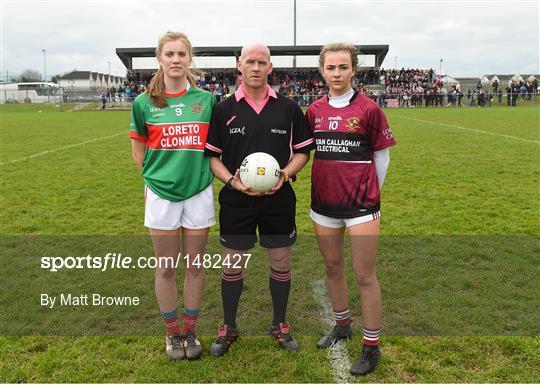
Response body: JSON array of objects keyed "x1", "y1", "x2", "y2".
[{"x1": 0, "y1": 101, "x2": 539, "y2": 383}]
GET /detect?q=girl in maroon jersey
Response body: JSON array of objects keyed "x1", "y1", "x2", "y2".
[{"x1": 306, "y1": 43, "x2": 396, "y2": 375}]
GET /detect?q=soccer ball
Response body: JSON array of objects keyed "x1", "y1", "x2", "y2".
[{"x1": 239, "y1": 152, "x2": 281, "y2": 193}]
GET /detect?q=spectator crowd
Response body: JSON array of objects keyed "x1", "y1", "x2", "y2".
[{"x1": 101, "y1": 68, "x2": 538, "y2": 109}]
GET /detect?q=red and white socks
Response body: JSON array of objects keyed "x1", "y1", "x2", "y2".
[
  {"x1": 333, "y1": 308, "x2": 351, "y2": 326},
  {"x1": 161, "y1": 307, "x2": 200, "y2": 336},
  {"x1": 363, "y1": 327, "x2": 381, "y2": 347}
]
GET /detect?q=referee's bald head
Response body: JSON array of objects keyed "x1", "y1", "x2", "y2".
[{"x1": 240, "y1": 43, "x2": 271, "y2": 61}]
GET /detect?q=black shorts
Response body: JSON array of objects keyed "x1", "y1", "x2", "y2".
[{"x1": 218, "y1": 183, "x2": 297, "y2": 250}]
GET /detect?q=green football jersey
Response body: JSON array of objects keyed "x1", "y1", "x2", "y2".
[{"x1": 129, "y1": 87, "x2": 215, "y2": 201}]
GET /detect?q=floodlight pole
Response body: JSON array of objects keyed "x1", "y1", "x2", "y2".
[
  {"x1": 439, "y1": 58, "x2": 443, "y2": 75},
  {"x1": 42, "y1": 49, "x2": 47, "y2": 82},
  {"x1": 42, "y1": 49, "x2": 50, "y2": 102},
  {"x1": 293, "y1": 0, "x2": 296, "y2": 68},
  {"x1": 3, "y1": 71, "x2": 7, "y2": 102},
  {"x1": 107, "y1": 61, "x2": 111, "y2": 86}
]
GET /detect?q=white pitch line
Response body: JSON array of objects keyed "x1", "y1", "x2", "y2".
[
  {"x1": 392, "y1": 114, "x2": 540, "y2": 144},
  {"x1": 311, "y1": 279, "x2": 354, "y2": 384},
  {"x1": 0, "y1": 132, "x2": 124, "y2": 165}
]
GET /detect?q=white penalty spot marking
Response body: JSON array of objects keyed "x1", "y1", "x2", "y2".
[
  {"x1": 393, "y1": 115, "x2": 540, "y2": 144},
  {"x1": 0, "y1": 132, "x2": 124, "y2": 165},
  {"x1": 311, "y1": 279, "x2": 354, "y2": 384}
]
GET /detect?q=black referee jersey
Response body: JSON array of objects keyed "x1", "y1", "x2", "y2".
[{"x1": 204, "y1": 88, "x2": 314, "y2": 172}]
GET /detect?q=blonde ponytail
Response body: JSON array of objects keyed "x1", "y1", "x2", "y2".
[
  {"x1": 148, "y1": 67, "x2": 167, "y2": 108},
  {"x1": 186, "y1": 70, "x2": 199, "y2": 87}
]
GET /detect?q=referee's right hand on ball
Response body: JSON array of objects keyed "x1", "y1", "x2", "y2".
[
  {"x1": 265, "y1": 169, "x2": 287, "y2": 196},
  {"x1": 231, "y1": 169, "x2": 263, "y2": 197}
]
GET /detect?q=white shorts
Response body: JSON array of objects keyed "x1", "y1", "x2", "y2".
[
  {"x1": 144, "y1": 185, "x2": 216, "y2": 230},
  {"x1": 310, "y1": 209, "x2": 380, "y2": 229}
]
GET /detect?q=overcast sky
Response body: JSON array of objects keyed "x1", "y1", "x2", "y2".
[{"x1": 1, "y1": 0, "x2": 538, "y2": 80}]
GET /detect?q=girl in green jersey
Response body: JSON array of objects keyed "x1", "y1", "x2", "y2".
[{"x1": 130, "y1": 32, "x2": 215, "y2": 360}]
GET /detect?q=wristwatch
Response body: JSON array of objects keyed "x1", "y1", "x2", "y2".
[{"x1": 225, "y1": 176, "x2": 234, "y2": 190}]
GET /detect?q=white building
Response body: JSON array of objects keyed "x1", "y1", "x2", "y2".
[{"x1": 58, "y1": 71, "x2": 124, "y2": 89}]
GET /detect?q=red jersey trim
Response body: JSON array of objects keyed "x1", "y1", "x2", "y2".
[
  {"x1": 129, "y1": 131, "x2": 148, "y2": 143},
  {"x1": 163, "y1": 88, "x2": 188, "y2": 98}
]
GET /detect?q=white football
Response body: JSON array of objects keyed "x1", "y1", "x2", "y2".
[{"x1": 239, "y1": 152, "x2": 281, "y2": 193}]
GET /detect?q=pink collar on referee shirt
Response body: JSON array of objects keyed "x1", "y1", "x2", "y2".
[{"x1": 235, "y1": 84, "x2": 277, "y2": 115}]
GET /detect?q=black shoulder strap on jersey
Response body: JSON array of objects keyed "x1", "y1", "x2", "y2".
[{"x1": 349, "y1": 90, "x2": 360, "y2": 103}]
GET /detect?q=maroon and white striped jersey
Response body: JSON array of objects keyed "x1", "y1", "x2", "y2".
[{"x1": 306, "y1": 92, "x2": 396, "y2": 218}]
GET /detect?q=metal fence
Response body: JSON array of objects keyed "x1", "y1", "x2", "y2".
[
  {"x1": 0, "y1": 87, "x2": 62, "y2": 104},
  {"x1": 373, "y1": 92, "x2": 537, "y2": 108},
  {"x1": 282, "y1": 91, "x2": 538, "y2": 108},
  {"x1": 2, "y1": 87, "x2": 537, "y2": 110}
]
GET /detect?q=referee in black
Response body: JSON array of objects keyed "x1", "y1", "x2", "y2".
[{"x1": 204, "y1": 43, "x2": 314, "y2": 357}]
